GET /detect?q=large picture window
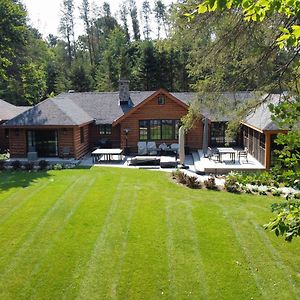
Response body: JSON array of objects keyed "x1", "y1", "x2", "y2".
[{"x1": 139, "y1": 120, "x2": 179, "y2": 140}]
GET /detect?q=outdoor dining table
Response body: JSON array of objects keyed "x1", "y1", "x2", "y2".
[
  {"x1": 216, "y1": 147, "x2": 236, "y2": 163},
  {"x1": 92, "y1": 148, "x2": 123, "y2": 163}
]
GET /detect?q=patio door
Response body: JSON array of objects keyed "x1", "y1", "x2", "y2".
[{"x1": 27, "y1": 130, "x2": 58, "y2": 157}]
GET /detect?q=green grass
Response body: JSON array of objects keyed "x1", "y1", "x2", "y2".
[{"x1": 0, "y1": 167, "x2": 299, "y2": 299}]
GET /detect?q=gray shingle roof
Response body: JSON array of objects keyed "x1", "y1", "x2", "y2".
[
  {"x1": 5, "y1": 97, "x2": 93, "y2": 126},
  {"x1": 0, "y1": 99, "x2": 30, "y2": 121},
  {"x1": 243, "y1": 94, "x2": 283, "y2": 131},
  {"x1": 172, "y1": 91, "x2": 256, "y2": 121},
  {"x1": 5, "y1": 90, "x2": 279, "y2": 128}
]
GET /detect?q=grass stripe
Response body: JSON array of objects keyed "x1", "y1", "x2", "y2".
[
  {"x1": 0, "y1": 175, "x2": 86, "y2": 282},
  {"x1": 19, "y1": 176, "x2": 98, "y2": 298},
  {"x1": 165, "y1": 197, "x2": 178, "y2": 299},
  {"x1": 77, "y1": 176, "x2": 126, "y2": 299},
  {"x1": 109, "y1": 190, "x2": 137, "y2": 299},
  {"x1": 0, "y1": 180, "x2": 51, "y2": 225},
  {"x1": 214, "y1": 200, "x2": 272, "y2": 300}
]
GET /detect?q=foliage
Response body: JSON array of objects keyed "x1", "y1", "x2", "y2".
[
  {"x1": 224, "y1": 174, "x2": 241, "y2": 193},
  {"x1": 38, "y1": 160, "x2": 49, "y2": 170},
  {"x1": 189, "y1": 0, "x2": 300, "y2": 48},
  {"x1": 11, "y1": 160, "x2": 21, "y2": 170},
  {"x1": 0, "y1": 160, "x2": 5, "y2": 171},
  {"x1": 186, "y1": 175, "x2": 202, "y2": 189},
  {"x1": 52, "y1": 163, "x2": 63, "y2": 170},
  {"x1": 264, "y1": 198, "x2": 300, "y2": 242},
  {"x1": 269, "y1": 96, "x2": 300, "y2": 189},
  {"x1": 24, "y1": 161, "x2": 34, "y2": 171},
  {"x1": 172, "y1": 169, "x2": 201, "y2": 188},
  {"x1": 204, "y1": 176, "x2": 218, "y2": 190}
]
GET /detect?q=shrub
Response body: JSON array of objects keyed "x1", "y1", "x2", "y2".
[
  {"x1": 185, "y1": 176, "x2": 202, "y2": 189},
  {"x1": 0, "y1": 160, "x2": 5, "y2": 171},
  {"x1": 39, "y1": 160, "x2": 48, "y2": 170},
  {"x1": 225, "y1": 174, "x2": 240, "y2": 193},
  {"x1": 271, "y1": 189, "x2": 281, "y2": 197},
  {"x1": 52, "y1": 163, "x2": 63, "y2": 170},
  {"x1": 11, "y1": 160, "x2": 21, "y2": 170},
  {"x1": 204, "y1": 177, "x2": 218, "y2": 190},
  {"x1": 24, "y1": 162, "x2": 34, "y2": 171}
]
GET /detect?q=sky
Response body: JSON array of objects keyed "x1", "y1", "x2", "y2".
[{"x1": 22, "y1": 0, "x2": 174, "y2": 38}]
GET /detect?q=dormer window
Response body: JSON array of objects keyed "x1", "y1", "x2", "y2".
[{"x1": 158, "y1": 96, "x2": 166, "y2": 105}]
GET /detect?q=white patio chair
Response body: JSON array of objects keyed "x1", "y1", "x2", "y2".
[
  {"x1": 238, "y1": 147, "x2": 248, "y2": 162},
  {"x1": 147, "y1": 141, "x2": 157, "y2": 155},
  {"x1": 137, "y1": 141, "x2": 147, "y2": 156}
]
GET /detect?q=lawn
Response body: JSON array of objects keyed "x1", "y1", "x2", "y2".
[{"x1": 0, "y1": 167, "x2": 299, "y2": 299}]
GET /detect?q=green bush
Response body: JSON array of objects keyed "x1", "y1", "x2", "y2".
[
  {"x1": 185, "y1": 175, "x2": 202, "y2": 189},
  {"x1": 204, "y1": 177, "x2": 218, "y2": 190},
  {"x1": 24, "y1": 162, "x2": 34, "y2": 171},
  {"x1": 11, "y1": 160, "x2": 21, "y2": 170},
  {"x1": 225, "y1": 174, "x2": 240, "y2": 193},
  {"x1": 52, "y1": 163, "x2": 63, "y2": 170},
  {"x1": 38, "y1": 160, "x2": 48, "y2": 170},
  {"x1": 0, "y1": 160, "x2": 5, "y2": 171}
]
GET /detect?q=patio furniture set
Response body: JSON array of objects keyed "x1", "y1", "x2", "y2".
[{"x1": 207, "y1": 147, "x2": 248, "y2": 163}]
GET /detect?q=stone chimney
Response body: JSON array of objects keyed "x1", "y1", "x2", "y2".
[{"x1": 119, "y1": 79, "x2": 130, "y2": 105}]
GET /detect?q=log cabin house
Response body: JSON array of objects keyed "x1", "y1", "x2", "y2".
[{"x1": 1, "y1": 81, "x2": 287, "y2": 169}]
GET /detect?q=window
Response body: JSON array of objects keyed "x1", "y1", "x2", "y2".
[
  {"x1": 158, "y1": 96, "x2": 166, "y2": 105},
  {"x1": 211, "y1": 122, "x2": 226, "y2": 146},
  {"x1": 260, "y1": 133, "x2": 265, "y2": 148},
  {"x1": 139, "y1": 120, "x2": 179, "y2": 140},
  {"x1": 139, "y1": 120, "x2": 148, "y2": 140},
  {"x1": 99, "y1": 124, "x2": 112, "y2": 135},
  {"x1": 162, "y1": 120, "x2": 173, "y2": 139},
  {"x1": 80, "y1": 127, "x2": 84, "y2": 143},
  {"x1": 150, "y1": 120, "x2": 161, "y2": 140}
]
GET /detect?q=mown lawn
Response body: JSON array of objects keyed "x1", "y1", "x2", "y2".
[{"x1": 0, "y1": 167, "x2": 299, "y2": 299}]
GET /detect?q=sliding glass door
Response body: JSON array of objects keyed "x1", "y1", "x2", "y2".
[{"x1": 27, "y1": 130, "x2": 58, "y2": 157}]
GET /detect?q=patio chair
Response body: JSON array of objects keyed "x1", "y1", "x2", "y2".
[
  {"x1": 207, "y1": 147, "x2": 220, "y2": 162},
  {"x1": 137, "y1": 141, "x2": 147, "y2": 156},
  {"x1": 147, "y1": 141, "x2": 157, "y2": 155},
  {"x1": 170, "y1": 143, "x2": 179, "y2": 157},
  {"x1": 238, "y1": 147, "x2": 248, "y2": 162}
]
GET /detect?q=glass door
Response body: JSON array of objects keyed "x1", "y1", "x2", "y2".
[{"x1": 27, "y1": 130, "x2": 58, "y2": 157}]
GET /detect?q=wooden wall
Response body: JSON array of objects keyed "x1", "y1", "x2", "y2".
[
  {"x1": 0, "y1": 122, "x2": 9, "y2": 151},
  {"x1": 8, "y1": 125, "x2": 90, "y2": 159},
  {"x1": 119, "y1": 93, "x2": 202, "y2": 152},
  {"x1": 58, "y1": 128, "x2": 74, "y2": 157},
  {"x1": 73, "y1": 125, "x2": 90, "y2": 159},
  {"x1": 9, "y1": 128, "x2": 27, "y2": 157},
  {"x1": 89, "y1": 124, "x2": 121, "y2": 148}
]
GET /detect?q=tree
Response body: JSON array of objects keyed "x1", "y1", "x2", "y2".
[
  {"x1": 264, "y1": 96, "x2": 300, "y2": 242},
  {"x1": 70, "y1": 62, "x2": 93, "y2": 92},
  {"x1": 59, "y1": 0, "x2": 76, "y2": 65},
  {"x1": 129, "y1": 0, "x2": 141, "y2": 41},
  {"x1": 119, "y1": 2, "x2": 131, "y2": 43},
  {"x1": 142, "y1": 0, "x2": 152, "y2": 40},
  {"x1": 0, "y1": 0, "x2": 27, "y2": 82},
  {"x1": 189, "y1": 0, "x2": 300, "y2": 49},
  {"x1": 154, "y1": 0, "x2": 168, "y2": 39},
  {"x1": 80, "y1": 0, "x2": 94, "y2": 65},
  {"x1": 186, "y1": 0, "x2": 300, "y2": 241}
]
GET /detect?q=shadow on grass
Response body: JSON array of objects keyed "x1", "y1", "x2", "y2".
[{"x1": 0, "y1": 170, "x2": 51, "y2": 191}]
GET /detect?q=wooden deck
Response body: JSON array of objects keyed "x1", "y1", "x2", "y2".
[{"x1": 192, "y1": 149, "x2": 265, "y2": 174}]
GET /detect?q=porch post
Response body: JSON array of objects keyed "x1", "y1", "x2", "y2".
[{"x1": 265, "y1": 132, "x2": 271, "y2": 169}]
